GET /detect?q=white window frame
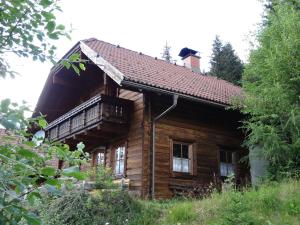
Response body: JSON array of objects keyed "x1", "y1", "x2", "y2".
[
  {"x1": 96, "y1": 152, "x2": 105, "y2": 166},
  {"x1": 115, "y1": 146, "x2": 125, "y2": 176},
  {"x1": 172, "y1": 141, "x2": 193, "y2": 174},
  {"x1": 219, "y1": 149, "x2": 236, "y2": 177}
]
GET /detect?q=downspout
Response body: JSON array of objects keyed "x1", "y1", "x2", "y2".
[{"x1": 152, "y1": 94, "x2": 179, "y2": 199}]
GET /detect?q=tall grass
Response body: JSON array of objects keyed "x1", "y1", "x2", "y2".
[
  {"x1": 40, "y1": 180, "x2": 300, "y2": 225},
  {"x1": 154, "y1": 180, "x2": 300, "y2": 225}
]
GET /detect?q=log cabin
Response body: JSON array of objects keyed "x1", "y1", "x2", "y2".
[{"x1": 33, "y1": 38, "x2": 249, "y2": 199}]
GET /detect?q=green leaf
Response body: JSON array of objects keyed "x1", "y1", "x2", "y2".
[
  {"x1": 46, "y1": 21, "x2": 56, "y2": 33},
  {"x1": 76, "y1": 142, "x2": 85, "y2": 151},
  {"x1": 27, "y1": 192, "x2": 42, "y2": 205},
  {"x1": 48, "y1": 32, "x2": 59, "y2": 40},
  {"x1": 40, "y1": 0, "x2": 52, "y2": 7},
  {"x1": 56, "y1": 24, "x2": 65, "y2": 30},
  {"x1": 41, "y1": 11, "x2": 56, "y2": 21},
  {"x1": 71, "y1": 64, "x2": 80, "y2": 75},
  {"x1": 46, "y1": 178, "x2": 61, "y2": 188},
  {"x1": 62, "y1": 60, "x2": 71, "y2": 69},
  {"x1": 62, "y1": 166, "x2": 79, "y2": 174},
  {"x1": 41, "y1": 167, "x2": 56, "y2": 176},
  {"x1": 62, "y1": 166, "x2": 86, "y2": 180},
  {"x1": 17, "y1": 148, "x2": 41, "y2": 160},
  {"x1": 69, "y1": 53, "x2": 80, "y2": 62},
  {"x1": 38, "y1": 118, "x2": 47, "y2": 129},
  {"x1": 23, "y1": 213, "x2": 41, "y2": 225},
  {"x1": 79, "y1": 63, "x2": 86, "y2": 71}
]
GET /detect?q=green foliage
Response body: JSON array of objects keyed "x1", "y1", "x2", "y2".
[
  {"x1": 0, "y1": 0, "x2": 86, "y2": 78},
  {"x1": 0, "y1": 100, "x2": 89, "y2": 225},
  {"x1": 156, "y1": 180, "x2": 300, "y2": 225},
  {"x1": 0, "y1": 0, "x2": 67, "y2": 78},
  {"x1": 163, "y1": 201, "x2": 198, "y2": 225},
  {"x1": 241, "y1": 2, "x2": 300, "y2": 179},
  {"x1": 42, "y1": 190, "x2": 141, "y2": 225},
  {"x1": 87, "y1": 165, "x2": 116, "y2": 189},
  {"x1": 209, "y1": 35, "x2": 244, "y2": 85},
  {"x1": 37, "y1": 180, "x2": 300, "y2": 225}
]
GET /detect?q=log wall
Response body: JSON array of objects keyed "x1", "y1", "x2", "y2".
[{"x1": 143, "y1": 94, "x2": 248, "y2": 199}]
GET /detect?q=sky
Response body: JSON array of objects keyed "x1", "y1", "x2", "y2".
[{"x1": 0, "y1": 0, "x2": 264, "y2": 112}]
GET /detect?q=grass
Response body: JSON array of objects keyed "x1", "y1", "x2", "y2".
[
  {"x1": 133, "y1": 179, "x2": 300, "y2": 225},
  {"x1": 41, "y1": 180, "x2": 300, "y2": 225}
]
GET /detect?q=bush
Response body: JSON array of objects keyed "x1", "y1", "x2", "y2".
[
  {"x1": 87, "y1": 165, "x2": 116, "y2": 189},
  {"x1": 42, "y1": 190, "x2": 141, "y2": 225}
]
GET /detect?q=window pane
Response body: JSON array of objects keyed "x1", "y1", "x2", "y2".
[
  {"x1": 173, "y1": 144, "x2": 181, "y2": 157},
  {"x1": 227, "y1": 163, "x2": 234, "y2": 175},
  {"x1": 173, "y1": 157, "x2": 181, "y2": 172},
  {"x1": 182, "y1": 159, "x2": 189, "y2": 172},
  {"x1": 227, "y1": 151, "x2": 232, "y2": 163},
  {"x1": 220, "y1": 162, "x2": 227, "y2": 177},
  {"x1": 220, "y1": 150, "x2": 226, "y2": 163},
  {"x1": 115, "y1": 161, "x2": 120, "y2": 174},
  {"x1": 119, "y1": 147, "x2": 125, "y2": 160},
  {"x1": 97, "y1": 152, "x2": 104, "y2": 165},
  {"x1": 182, "y1": 145, "x2": 189, "y2": 159},
  {"x1": 118, "y1": 160, "x2": 124, "y2": 174}
]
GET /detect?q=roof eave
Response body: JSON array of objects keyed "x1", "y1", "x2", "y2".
[{"x1": 121, "y1": 79, "x2": 229, "y2": 108}]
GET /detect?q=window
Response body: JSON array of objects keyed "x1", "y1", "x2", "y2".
[
  {"x1": 220, "y1": 150, "x2": 235, "y2": 177},
  {"x1": 115, "y1": 146, "x2": 125, "y2": 175},
  {"x1": 96, "y1": 152, "x2": 105, "y2": 166},
  {"x1": 172, "y1": 142, "x2": 192, "y2": 173}
]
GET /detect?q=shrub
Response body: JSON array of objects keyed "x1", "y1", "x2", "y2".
[
  {"x1": 87, "y1": 165, "x2": 116, "y2": 189},
  {"x1": 42, "y1": 190, "x2": 141, "y2": 225}
]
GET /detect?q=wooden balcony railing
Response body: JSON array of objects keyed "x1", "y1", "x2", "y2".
[{"x1": 45, "y1": 94, "x2": 133, "y2": 141}]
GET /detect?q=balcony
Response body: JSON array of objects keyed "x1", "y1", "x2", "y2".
[{"x1": 45, "y1": 94, "x2": 133, "y2": 142}]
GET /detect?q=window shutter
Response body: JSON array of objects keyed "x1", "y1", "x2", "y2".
[{"x1": 192, "y1": 143, "x2": 198, "y2": 176}]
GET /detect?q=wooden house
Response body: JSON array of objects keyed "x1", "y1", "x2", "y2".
[{"x1": 34, "y1": 38, "x2": 249, "y2": 199}]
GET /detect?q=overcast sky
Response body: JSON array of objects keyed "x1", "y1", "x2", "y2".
[{"x1": 0, "y1": 0, "x2": 264, "y2": 111}]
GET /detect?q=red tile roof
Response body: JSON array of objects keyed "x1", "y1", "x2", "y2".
[{"x1": 83, "y1": 38, "x2": 242, "y2": 105}]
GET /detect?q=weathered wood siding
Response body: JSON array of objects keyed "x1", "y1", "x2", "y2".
[
  {"x1": 105, "y1": 89, "x2": 145, "y2": 196},
  {"x1": 143, "y1": 94, "x2": 248, "y2": 199}
]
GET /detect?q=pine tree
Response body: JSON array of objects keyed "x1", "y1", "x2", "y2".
[{"x1": 209, "y1": 36, "x2": 244, "y2": 85}]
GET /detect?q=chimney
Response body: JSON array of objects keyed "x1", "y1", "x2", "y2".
[{"x1": 178, "y1": 47, "x2": 201, "y2": 73}]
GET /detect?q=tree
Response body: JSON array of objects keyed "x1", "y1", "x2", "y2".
[
  {"x1": 209, "y1": 36, "x2": 244, "y2": 85},
  {"x1": 0, "y1": 0, "x2": 86, "y2": 78},
  {"x1": 0, "y1": 100, "x2": 89, "y2": 224},
  {"x1": 240, "y1": 2, "x2": 300, "y2": 179},
  {"x1": 0, "y1": 1, "x2": 88, "y2": 224},
  {"x1": 0, "y1": 0, "x2": 71, "y2": 78}
]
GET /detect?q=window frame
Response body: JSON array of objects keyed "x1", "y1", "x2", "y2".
[
  {"x1": 170, "y1": 140, "x2": 195, "y2": 176},
  {"x1": 92, "y1": 149, "x2": 106, "y2": 167},
  {"x1": 219, "y1": 148, "x2": 237, "y2": 179},
  {"x1": 113, "y1": 143, "x2": 127, "y2": 177}
]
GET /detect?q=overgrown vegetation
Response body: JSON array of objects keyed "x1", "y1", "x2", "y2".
[
  {"x1": 87, "y1": 165, "x2": 116, "y2": 189},
  {"x1": 0, "y1": 100, "x2": 89, "y2": 224},
  {"x1": 240, "y1": 1, "x2": 300, "y2": 179},
  {"x1": 37, "y1": 180, "x2": 300, "y2": 225},
  {"x1": 42, "y1": 190, "x2": 140, "y2": 225}
]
